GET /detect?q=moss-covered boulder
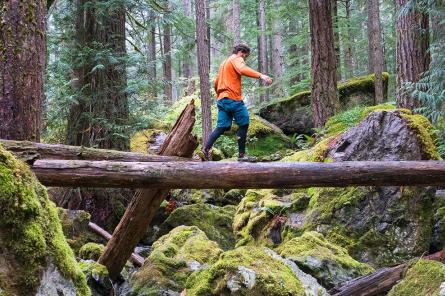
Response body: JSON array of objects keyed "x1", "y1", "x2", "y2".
[
  {"x1": 130, "y1": 129, "x2": 167, "y2": 154},
  {"x1": 258, "y1": 73, "x2": 389, "y2": 135},
  {"x1": 0, "y1": 145, "x2": 90, "y2": 295},
  {"x1": 170, "y1": 188, "x2": 225, "y2": 205},
  {"x1": 78, "y1": 243, "x2": 105, "y2": 261},
  {"x1": 387, "y1": 259, "x2": 445, "y2": 296},
  {"x1": 128, "y1": 226, "x2": 222, "y2": 295},
  {"x1": 234, "y1": 106, "x2": 441, "y2": 267},
  {"x1": 79, "y1": 260, "x2": 112, "y2": 296},
  {"x1": 158, "y1": 203, "x2": 236, "y2": 250},
  {"x1": 185, "y1": 246, "x2": 328, "y2": 296},
  {"x1": 277, "y1": 231, "x2": 373, "y2": 288},
  {"x1": 57, "y1": 208, "x2": 102, "y2": 254}
]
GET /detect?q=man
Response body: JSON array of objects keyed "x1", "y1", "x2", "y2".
[{"x1": 200, "y1": 44, "x2": 272, "y2": 161}]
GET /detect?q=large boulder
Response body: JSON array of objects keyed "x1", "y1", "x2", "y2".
[
  {"x1": 158, "y1": 203, "x2": 237, "y2": 250},
  {"x1": 277, "y1": 231, "x2": 373, "y2": 289},
  {"x1": 233, "y1": 106, "x2": 441, "y2": 267},
  {"x1": 387, "y1": 259, "x2": 445, "y2": 296},
  {"x1": 185, "y1": 246, "x2": 328, "y2": 296},
  {"x1": 0, "y1": 146, "x2": 89, "y2": 295},
  {"x1": 127, "y1": 226, "x2": 222, "y2": 295},
  {"x1": 258, "y1": 73, "x2": 389, "y2": 135}
]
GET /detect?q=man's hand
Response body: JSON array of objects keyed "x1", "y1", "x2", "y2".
[{"x1": 260, "y1": 74, "x2": 273, "y2": 85}]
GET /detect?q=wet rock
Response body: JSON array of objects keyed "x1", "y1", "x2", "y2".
[{"x1": 79, "y1": 260, "x2": 113, "y2": 296}]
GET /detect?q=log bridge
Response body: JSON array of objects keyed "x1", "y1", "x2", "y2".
[{"x1": 2, "y1": 100, "x2": 445, "y2": 292}]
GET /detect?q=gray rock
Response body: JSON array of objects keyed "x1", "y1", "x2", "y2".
[
  {"x1": 36, "y1": 262, "x2": 77, "y2": 296},
  {"x1": 226, "y1": 266, "x2": 257, "y2": 292}
]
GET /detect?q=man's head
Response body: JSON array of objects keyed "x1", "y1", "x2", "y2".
[{"x1": 233, "y1": 44, "x2": 250, "y2": 59}]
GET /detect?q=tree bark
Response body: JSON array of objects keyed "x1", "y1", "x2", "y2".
[
  {"x1": 332, "y1": 0, "x2": 341, "y2": 81},
  {"x1": 309, "y1": 0, "x2": 339, "y2": 128},
  {"x1": 163, "y1": 19, "x2": 173, "y2": 104},
  {"x1": 182, "y1": 0, "x2": 195, "y2": 96},
  {"x1": 66, "y1": 0, "x2": 129, "y2": 150},
  {"x1": 0, "y1": 0, "x2": 46, "y2": 141},
  {"x1": 257, "y1": 0, "x2": 269, "y2": 103},
  {"x1": 271, "y1": 0, "x2": 285, "y2": 97},
  {"x1": 148, "y1": 12, "x2": 157, "y2": 99},
  {"x1": 395, "y1": 0, "x2": 430, "y2": 110},
  {"x1": 195, "y1": 0, "x2": 212, "y2": 144},
  {"x1": 232, "y1": 0, "x2": 241, "y2": 45},
  {"x1": 0, "y1": 139, "x2": 194, "y2": 163},
  {"x1": 97, "y1": 100, "x2": 198, "y2": 279},
  {"x1": 343, "y1": 0, "x2": 354, "y2": 78},
  {"x1": 88, "y1": 222, "x2": 144, "y2": 267},
  {"x1": 367, "y1": 0, "x2": 385, "y2": 104},
  {"x1": 31, "y1": 160, "x2": 445, "y2": 189}
]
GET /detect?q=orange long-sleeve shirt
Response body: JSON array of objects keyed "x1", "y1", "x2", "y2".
[{"x1": 214, "y1": 54, "x2": 262, "y2": 101}]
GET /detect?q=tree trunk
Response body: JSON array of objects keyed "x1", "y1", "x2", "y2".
[
  {"x1": 257, "y1": 0, "x2": 268, "y2": 103},
  {"x1": 395, "y1": 0, "x2": 430, "y2": 110},
  {"x1": 332, "y1": 0, "x2": 341, "y2": 81},
  {"x1": 196, "y1": 0, "x2": 212, "y2": 144},
  {"x1": 367, "y1": 0, "x2": 385, "y2": 104},
  {"x1": 0, "y1": 0, "x2": 46, "y2": 141},
  {"x1": 98, "y1": 101, "x2": 198, "y2": 279},
  {"x1": 271, "y1": 0, "x2": 285, "y2": 97},
  {"x1": 66, "y1": 0, "x2": 129, "y2": 150},
  {"x1": 31, "y1": 160, "x2": 445, "y2": 189},
  {"x1": 233, "y1": 0, "x2": 241, "y2": 45},
  {"x1": 0, "y1": 139, "x2": 194, "y2": 163},
  {"x1": 163, "y1": 21, "x2": 173, "y2": 104},
  {"x1": 309, "y1": 0, "x2": 339, "y2": 128},
  {"x1": 343, "y1": 0, "x2": 354, "y2": 78},
  {"x1": 88, "y1": 222, "x2": 144, "y2": 267},
  {"x1": 182, "y1": 0, "x2": 195, "y2": 96},
  {"x1": 148, "y1": 13, "x2": 157, "y2": 99}
]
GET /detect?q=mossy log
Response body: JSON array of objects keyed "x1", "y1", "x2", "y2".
[
  {"x1": 329, "y1": 250, "x2": 445, "y2": 296},
  {"x1": 0, "y1": 139, "x2": 193, "y2": 163},
  {"x1": 31, "y1": 160, "x2": 445, "y2": 188},
  {"x1": 87, "y1": 222, "x2": 143, "y2": 267},
  {"x1": 98, "y1": 100, "x2": 198, "y2": 280}
]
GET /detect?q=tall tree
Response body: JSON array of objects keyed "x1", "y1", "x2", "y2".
[
  {"x1": 343, "y1": 0, "x2": 355, "y2": 78},
  {"x1": 147, "y1": 13, "x2": 157, "y2": 99},
  {"x1": 0, "y1": 0, "x2": 46, "y2": 141},
  {"x1": 163, "y1": 20, "x2": 173, "y2": 104},
  {"x1": 271, "y1": 0, "x2": 285, "y2": 96},
  {"x1": 367, "y1": 0, "x2": 385, "y2": 103},
  {"x1": 233, "y1": 0, "x2": 241, "y2": 44},
  {"x1": 332, "y1": 0, "x2": 341, "y2": 81},
  {"x1": 66, "y1": 0, "x2": 129, "y2": 150},
  {"x1": 196, "y1": 0, "x2": 212, "y2": 143},
  {"x1": 182, "y1": 0, "x2": 195, "y2": 96},
  {"x1": 309, "y1": 0, "x2": 339, "y2": 128},
  {"x1": 257, "y1": 0, "x2": 269, "y2": 102},
  {"x1": 395, "y1": 0, "x2": 430, "y2": 109}
]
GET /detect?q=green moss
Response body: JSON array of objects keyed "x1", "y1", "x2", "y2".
[
  {"x1": 338, "y1": 72, "x2": 389, "y2": 101},
  {"x1": 277, "y1": 231, "x2": 373, "y2": 286},
  {"x1": 160, "y1": 204, "x2": 236, "y2": 250},
  {"x1": 129, "y1": 226, "x2": 222, "y2": 295},
  {"x1": 79, "y1": 243, "x2": 105, "y2": 261},
  {"x1": 400, "y1": 113, "x2": 441, "y2": 160},
  {"x1": 185, "y1": 246, "x2": 305, "y2": 296},
  {"x1": 388, "y1": 259, "x2": 445, "y2": 296},
  {"x1": 0, "y1": 145, "x2": 90, "y2": 296}
]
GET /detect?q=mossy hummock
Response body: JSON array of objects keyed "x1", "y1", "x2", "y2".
[{"x1": 0, "y1": 145, "x2": 90, "y2": 295}]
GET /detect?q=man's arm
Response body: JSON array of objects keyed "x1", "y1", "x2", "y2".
[{"x1": 231, "y1": 57, "x2": 262, "y2": 78}]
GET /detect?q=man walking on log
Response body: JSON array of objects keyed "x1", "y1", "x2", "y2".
[{"x1": 200, "y1": 44, "x2": 272, "y2": 162}]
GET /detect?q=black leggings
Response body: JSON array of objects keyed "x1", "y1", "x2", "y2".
[{"x1": 205, "y1": 124, "x2": 249, "y2": 155}]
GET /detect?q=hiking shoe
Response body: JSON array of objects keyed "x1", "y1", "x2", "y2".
[
  {"x1": 237, "y1": 154, "x2": 257, "y2": 162},
  {"x1": 198, "y1": 148, "x2": 211, "y2": 161}
]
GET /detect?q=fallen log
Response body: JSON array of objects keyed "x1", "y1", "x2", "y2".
[
  {"x1": 0, "y1": 139, "x2": 193, "y2": 163},
  {"x1": 330, "y1": 249, "x2": 445, "y2": 296},
  {"x1": 98, "y1": 100, "x2": 198, "y2": 279},
  {"x1": 31, "y1": 160, "x2": 445, "y2": 188},
  {"x1": 87, "y1": 222, "x2": 144, "y2": 267}
]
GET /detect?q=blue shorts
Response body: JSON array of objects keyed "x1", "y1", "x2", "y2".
[{"x1": 216, "y1": 97, "x2": 250, "y2": 128}]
